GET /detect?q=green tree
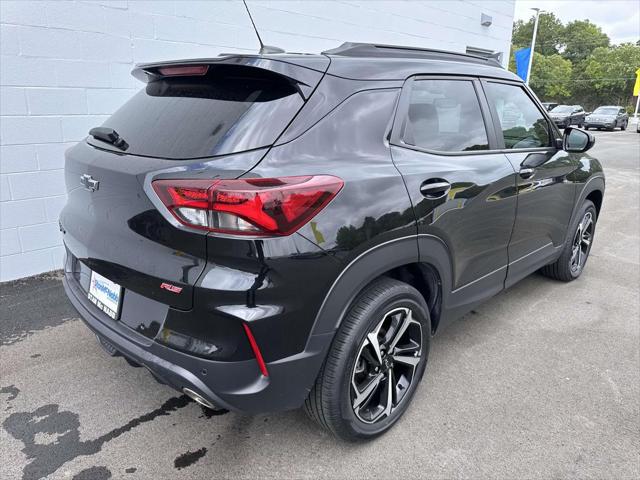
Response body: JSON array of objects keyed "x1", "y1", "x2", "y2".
[
  {"x1": 562, "y1": 20, "x2": 610, "y2": 63},
  {"x1": 528, "y1": 53, "x2": 573, "y2": 101},
  {"x1": 578, "y1": 43, "x2": 640, "y2": 108},
  {"x1": 512, "y1": 12, "x2": 564, "y2": 55}
]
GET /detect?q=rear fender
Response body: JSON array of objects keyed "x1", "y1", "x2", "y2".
[
  {"x1": 284, "y1": 235, "x2": 452, "y2": 406},
  {"x1": 308, "y1": 234, "x2": 453, "y2": 338},
  {"x1": 565, "y1": 174, "x2": 605, "y2": 243}
]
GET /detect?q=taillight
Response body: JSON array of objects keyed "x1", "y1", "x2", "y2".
[{"x1": 151, "y1": 175, "x2": 343, "y2": 237}]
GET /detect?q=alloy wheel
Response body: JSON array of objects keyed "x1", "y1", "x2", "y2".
[
  {"x1": 570, "y1": 211, "x2": 594, "y2": 274},
  {"x1": 350, "y1": 307, "x2": 422, "y2": 424}
]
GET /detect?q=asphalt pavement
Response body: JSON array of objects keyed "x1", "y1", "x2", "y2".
[{"x1": 1, "y1": 127, "x2": 639, "y2": 480}]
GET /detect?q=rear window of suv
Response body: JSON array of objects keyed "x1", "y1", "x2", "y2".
[{"x1": 90, "y1": 65, "x2": 303, "y2": 159}]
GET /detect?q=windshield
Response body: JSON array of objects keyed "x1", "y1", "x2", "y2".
[
  {"x1": 592, "y1": 107, "x2": 619, "y2": 115},
  {"x1": 551, "y1": 106, "x2": 574, "y2": 114},
  {"x1": 90, "y1": 65, "x2": 303, "y2": 159}
]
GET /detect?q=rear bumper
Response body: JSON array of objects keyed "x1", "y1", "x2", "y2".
[{"x1": 63, "y1": 269, "x2": 334, "y2": 413}]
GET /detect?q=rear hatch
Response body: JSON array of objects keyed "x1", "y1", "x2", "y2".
[{"x1": 61, "y1": 55, "x2": 329, "y2": 310}]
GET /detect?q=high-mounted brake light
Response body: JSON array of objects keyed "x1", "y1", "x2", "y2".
[
  {"x1": 158, "y1": 65, "x2": 209, "y2": 77},
  {"x1": 152, "y1": 175, "x2": 343, "y2": 237}
]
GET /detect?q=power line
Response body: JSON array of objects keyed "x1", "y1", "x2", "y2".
[
  {"x1": 516, "y1": 38, "x2": 610, "y2": 46},
  {"x1": 511, "y1": 36, "x2": 637, "y2": 48},
  {"x1": 512, "y1": 39, "x2": 631, "y2": 49},
  {"x1": 531, "y1": 77, "x2": 636, "y2": 83}
]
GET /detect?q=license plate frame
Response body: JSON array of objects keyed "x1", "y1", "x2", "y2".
[{"x1": 88, "y1": 271, "x2": 123, "y2": 320}]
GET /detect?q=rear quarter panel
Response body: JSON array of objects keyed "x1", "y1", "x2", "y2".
[{"x1": 233, "y1": 87, "x2": 418, "y2": 346}]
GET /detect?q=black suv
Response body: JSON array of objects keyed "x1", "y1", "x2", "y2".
[
  {"x1": 61, "y1": 43, "x2": 604, "y2": 440},
  {"x1": 549, "y1": 105, "x2": 587, "y2": 128}
]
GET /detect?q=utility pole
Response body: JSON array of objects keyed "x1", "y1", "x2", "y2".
[{"x1": 526, "y1": 8, "x2": 541, "y2": 85}]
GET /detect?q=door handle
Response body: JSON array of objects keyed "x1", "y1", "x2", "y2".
[
  {"x1": 519, "y1": 168, "x2": 535, "y2": 179},
  {"x1": 420, "y1": 180, "x2": 451, "y2": 199}
]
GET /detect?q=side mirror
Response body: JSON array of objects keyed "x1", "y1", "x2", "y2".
[{"x1": 563, "y1": 127, "x2": 594, "y2": 153}]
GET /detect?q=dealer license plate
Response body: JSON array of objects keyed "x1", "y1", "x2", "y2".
[{"x1": 88, "y1": 271, "x2": 122, "y2": 320}]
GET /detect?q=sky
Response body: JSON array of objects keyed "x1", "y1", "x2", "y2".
[{"x1": 514, "y1": 0, "x2": 640, "y2": 45}]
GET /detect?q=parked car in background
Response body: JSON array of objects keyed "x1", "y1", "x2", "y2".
[
  {"x1": 584, "y1": 106, "x2": 629, "y2": 131},
  {"x1": 60, "y1": 43, "x2": 605, "y2": 440},
  {"x1": 542, "y1": 102, "x2": 559, "y2": 111},
  {"x1": 549, "y1": 105, "x2": 586, "y2": 128}
]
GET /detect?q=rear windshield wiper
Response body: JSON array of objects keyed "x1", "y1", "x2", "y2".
[{"x1": 89, "y1": 127, "x2": 129, "y2": 151}]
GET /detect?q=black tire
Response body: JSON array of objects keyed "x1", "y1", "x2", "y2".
[
  {"x1": 304, "y1": 277, "x2": 430, "y2": 441},
  {"x1": 620, "y1": 121, "x2": 627, "y2": 131},
  {"x1": 584, "y1": 126, "x2": 589, "y2": 130},
  {"x1": 540, "y1": 200, "x2": 597, "y2": 282}
]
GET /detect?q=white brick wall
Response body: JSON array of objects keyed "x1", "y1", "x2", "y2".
[{"x1": 0, "y1": 0, "x2": 515, "y2": 281}]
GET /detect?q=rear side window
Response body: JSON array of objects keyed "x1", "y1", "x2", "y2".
[
  {"x1": 94, "y1": 65, "x2": 303, "y2": 159},
  {"x1": 403, "y1": 80, "x2": 489, "y2": 152},
  {"x1": 484, "y1": 82, "x2": 551, "y2": 149}
]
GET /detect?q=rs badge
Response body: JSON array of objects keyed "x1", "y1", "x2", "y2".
[{"x1": 160, "y1": 282, "x2": 183, "y2": 294}]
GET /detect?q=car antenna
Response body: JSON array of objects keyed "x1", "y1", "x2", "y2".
[{"x1": 242, "y1": 0, "x2": 285, "y2": 54}]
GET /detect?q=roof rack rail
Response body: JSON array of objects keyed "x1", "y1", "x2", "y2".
[{"x1": 322, "y1": 42, "x2": 503, "y2": 67}]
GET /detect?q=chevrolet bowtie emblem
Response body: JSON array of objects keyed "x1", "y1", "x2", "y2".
[{"x1": 80, "y1": 174, "x2": 99, "y2": 192}]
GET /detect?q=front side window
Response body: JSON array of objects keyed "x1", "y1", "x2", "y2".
[
  {"x1": 485, "y1": 82, "x2": 551, "y2": 149},
  {"x1": 403, "y1": 79, "x2": 489, "y2": 152}
]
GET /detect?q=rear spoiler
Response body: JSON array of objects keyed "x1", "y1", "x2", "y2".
[{"x1": 131, "y1": 55, "x2": 330, "y2": 99}]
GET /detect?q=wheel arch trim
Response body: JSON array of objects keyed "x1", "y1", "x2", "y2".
[
  {"x1": 566, "y1": 174, "x2": 605, "y2": 243},
  {"x1": 308, "y1": 234, "x2": 453, "y2": 339}
]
